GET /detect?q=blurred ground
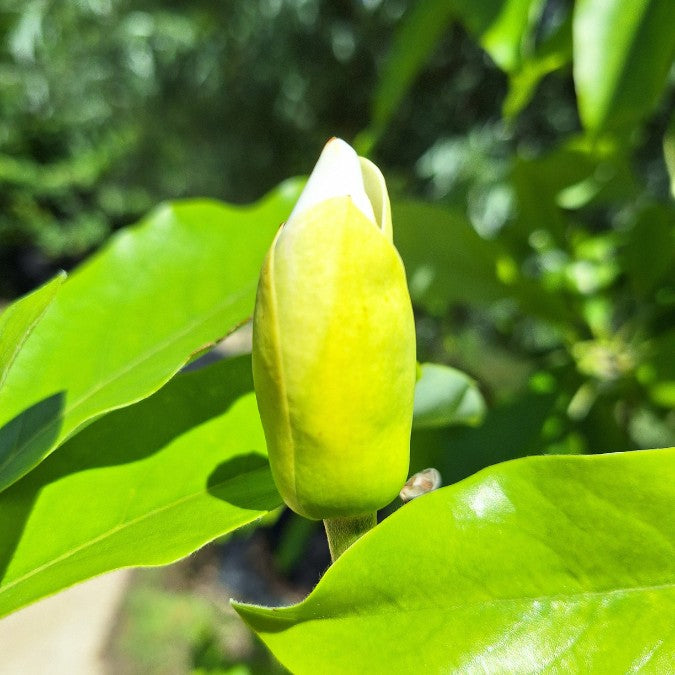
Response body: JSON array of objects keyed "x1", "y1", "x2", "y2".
[
  {"x1": 0, "y1": 570, "x2": 131, "y2": 674},
  {"x1": 0, "y1": 519, "x2": 327, "y2": 674}
]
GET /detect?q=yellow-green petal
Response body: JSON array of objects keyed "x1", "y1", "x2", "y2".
[{"x1": 252, "y1": 196, "x2": 415, "y2": 519}]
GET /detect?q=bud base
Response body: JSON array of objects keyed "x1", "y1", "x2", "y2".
[{"x1": 323, "y1": 513, "x2": 377, "y2": 562}]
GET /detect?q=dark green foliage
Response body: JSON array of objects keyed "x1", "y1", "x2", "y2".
[{"x1": 0, "y1": 0, "x2": 397, "y2": 294}]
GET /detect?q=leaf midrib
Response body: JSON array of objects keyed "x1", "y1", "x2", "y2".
[{"x1": 0, "y1": 464, "x2": 278, "y2": 598}]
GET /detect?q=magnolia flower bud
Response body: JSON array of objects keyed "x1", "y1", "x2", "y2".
[{"x1": 252, "y1": 138, "x2": 416, "y2": 520}]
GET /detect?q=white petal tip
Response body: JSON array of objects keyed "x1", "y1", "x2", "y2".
[{"x1": 287, "y1": 138, "x2": 376, "y2": 226}]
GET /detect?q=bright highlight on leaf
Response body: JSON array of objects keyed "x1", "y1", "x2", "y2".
[{"x1": 0, "y1": 273, "x2": 65, "y2": 390}]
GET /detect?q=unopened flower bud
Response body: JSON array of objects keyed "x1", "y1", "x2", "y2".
[{"x1": 252, "y1": 138, "x2": 416, "y2": 519}]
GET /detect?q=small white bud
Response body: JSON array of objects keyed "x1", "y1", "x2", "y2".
[{"x1": 399, "y1": 468, "x2": 442, "y2": 503}]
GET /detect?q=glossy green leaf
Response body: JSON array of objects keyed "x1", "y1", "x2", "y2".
[
  {"x1": 0, "y1": 355, "x2": 282, "y2": 618},
  {"x1": 413, "y1": 362, "x2": 486, "y2": 429},
  {"x1": 0, "y1": 181, "x2": 302, "y2": 493},
  {"x1": 0, "y1": 272, "x2": 65, "y2": 390},
  {"x1": 573, "y1": 0, "x2": 675, "y2": 132},
  {"x1": 235, "y1": 448, "x2": 675, "y2": 674}
]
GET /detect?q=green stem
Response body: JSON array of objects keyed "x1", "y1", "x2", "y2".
[{"x1": 323, "y1": 513, "x2": 377, "y2": 562}]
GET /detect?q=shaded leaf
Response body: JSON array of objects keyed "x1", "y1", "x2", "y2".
[
  {"x1": 503, "y1": 12, "x2": 572, "y2": 119},
  {"x1": 362, "y1": 0, "x2": 546, "y2": 151},
  {"x1": 641, "y1": 330, "x2": 675, "y2": 409},
  {"x1": 454, "y1": 0, "x2": 546, "y2": 73},
  {"x1": 235, "y1": 448, "x2": 675, "y2": 674},
  {"x1": 411, "y1": 391, "x2": 556, "y2": 484},
  {"x1": 0, "y1": 181, "x2": 302, "y2": 492},
  {"x1": 0, "y1": 355, "x2": 281, "y2": 618},
  {"x1": 413, "y1": 362, "x2": 486, "y2": 429},
  {"x1": 393, "y1": 200, "x2": 504, "y2": 314},
  {"x1": 621, "y1": 204, "x2": 675, "y2": 299},
  {"x1": 511, "y1": 139, "x2": 639, "y2": 245},
  {"x1": 394, "y1": 198, "x2": 574, "y2": 325},
  {"x1": 360, "y1": 0, "x2": 454, "y2": 153}
]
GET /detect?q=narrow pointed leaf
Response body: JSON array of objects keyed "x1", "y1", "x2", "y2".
[
  {"x1": 0, "y1": 355, "x2": 281, "y2": 618},
  {"x1": 364, "y1": 0, "x2": 454, "y2": 151},
  {"x1": 454, "y1": 0, "x2": 546, "y2": 73},
  {"x1": 234, "y1": 448, "x2": 675, "y2": 674},
  {"x1": 363, "y1": 0, "x2": 545, "y2": 151}
]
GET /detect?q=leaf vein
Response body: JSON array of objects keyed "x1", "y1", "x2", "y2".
[{"x1": 0, "y1": 465, "x2": 274, "y2": 595}]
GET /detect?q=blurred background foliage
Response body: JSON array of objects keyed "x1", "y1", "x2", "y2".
[
  {"x1": 1, "y1": 0, "x2": 671, "y2": 451},
  {"x1": 0, "y1": 0, "x2": 673, "y2": 669}
]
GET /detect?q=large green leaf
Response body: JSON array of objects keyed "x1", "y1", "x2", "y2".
[
  {"x1": 0, "y1": 272, "x2": 65, "y2": 389},
  {"x1": 235, "y1": 448, "x2": 675, "y2": 674},
  {"x1": 573, "y1": 0, "x2": 675, "y2": 132},
  {"x1": 0, "y1": 181, "x2": 302, "y2": 493},
  {"x1": 0, "y1": 355, "x2": 282, "y2": 619}
]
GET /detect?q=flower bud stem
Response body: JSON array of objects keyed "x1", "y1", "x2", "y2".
[{"x1": 323, "y1": 513, "x2": 377, "y2": 562}]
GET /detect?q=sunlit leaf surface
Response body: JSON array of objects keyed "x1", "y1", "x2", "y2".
[
  {"x1": 0, "y1": 356, "x2": 281, "y2": 618},
  {"x1": 235, "y1": 448, "x2": 675, "y2": 674},
  {"x1": 0, "y1": 273, "x2": 65, "y2": 389},
  {"x1": 0, "y1": 182, "x2": 302, "y2": 492}
]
